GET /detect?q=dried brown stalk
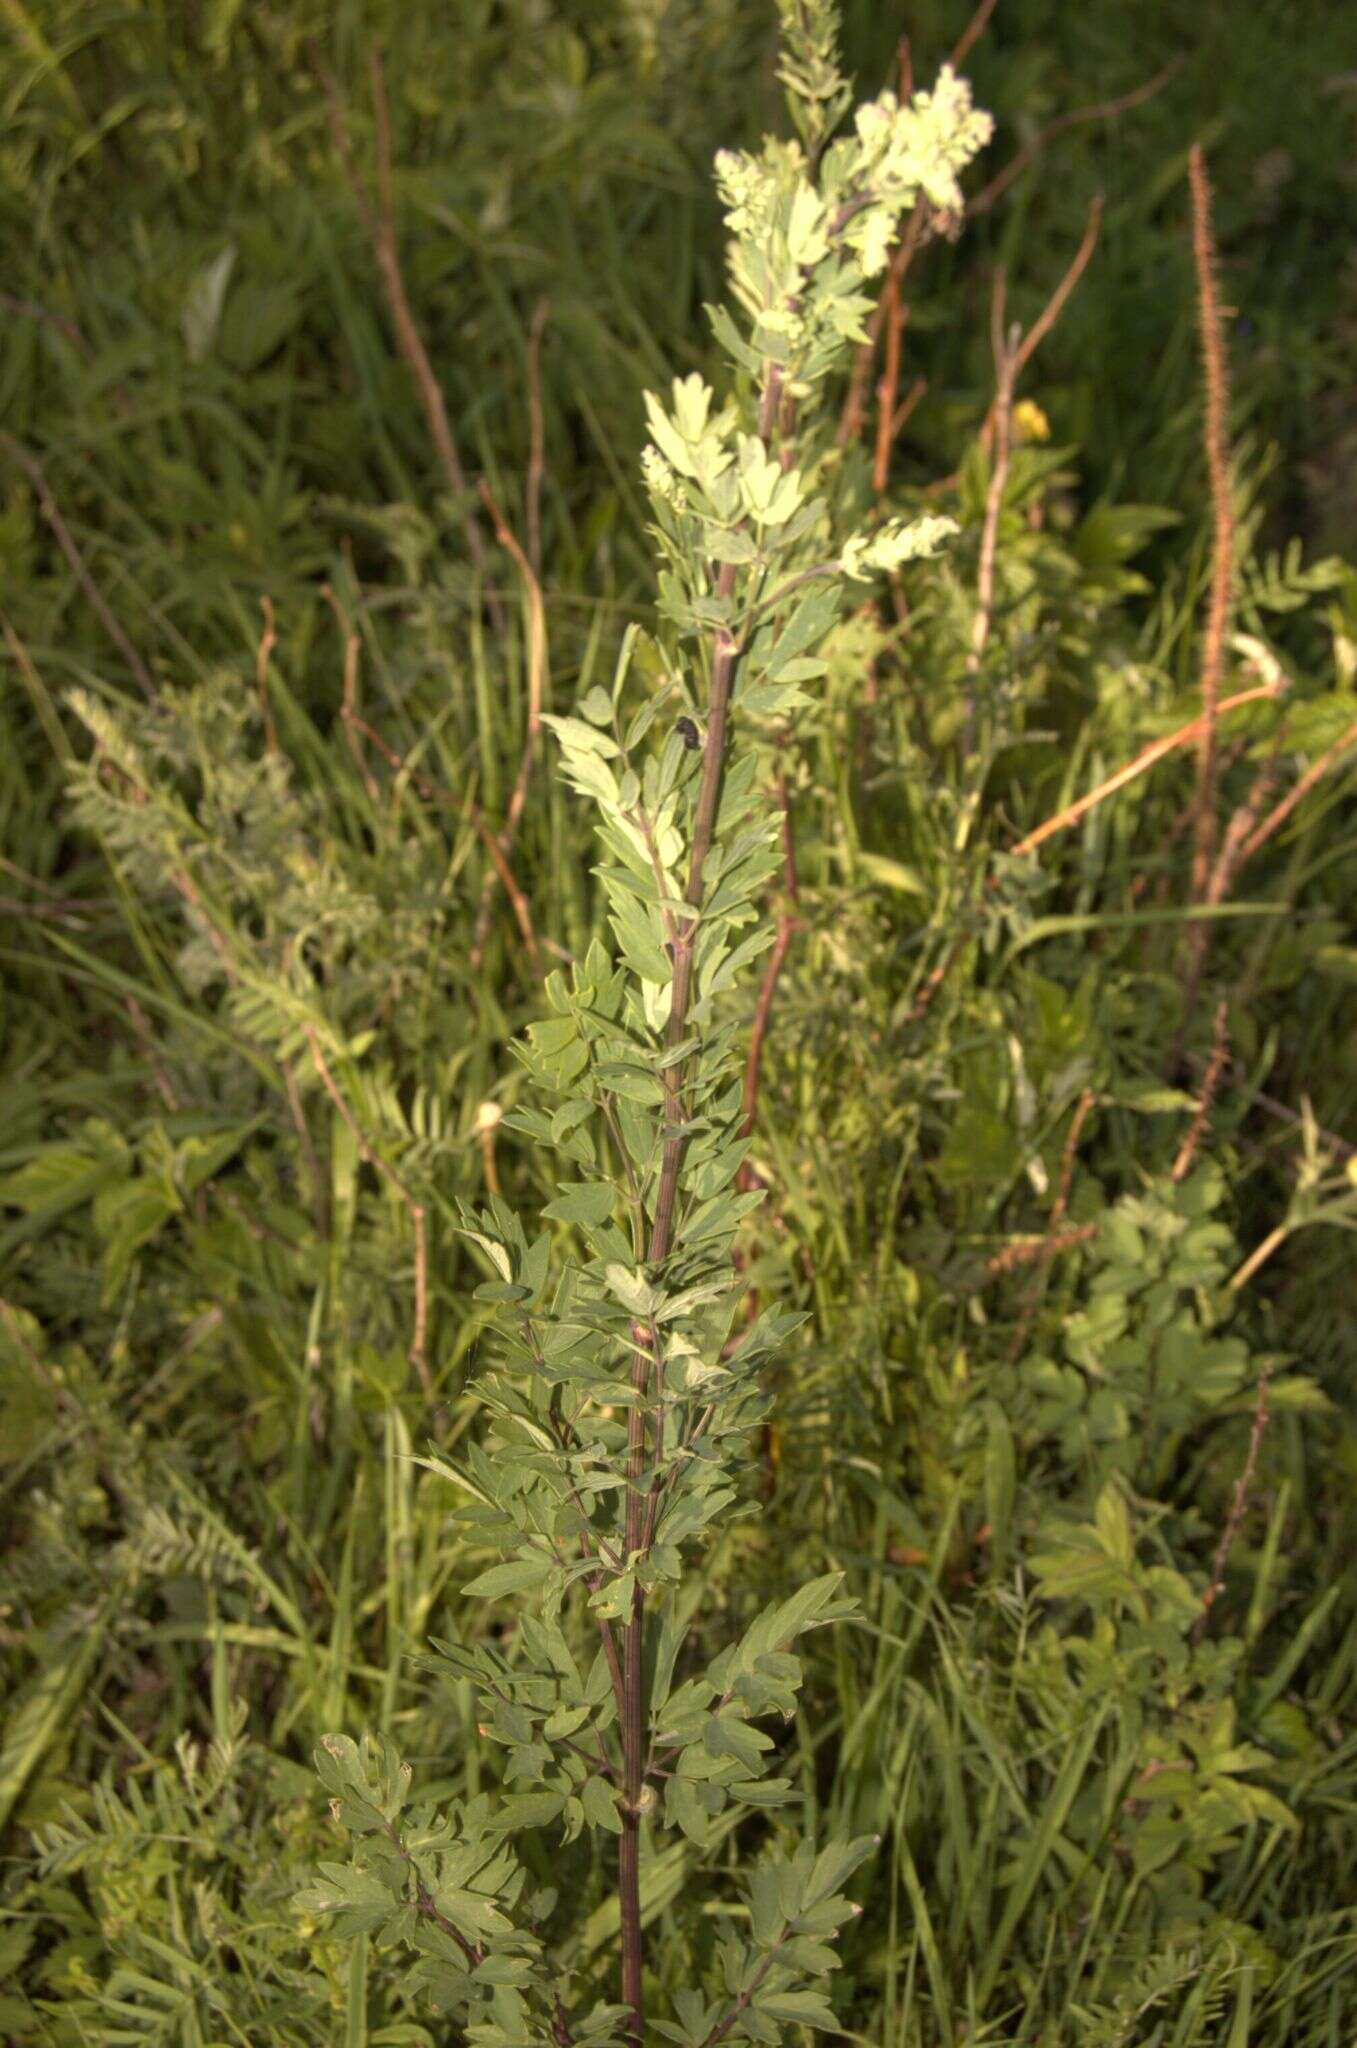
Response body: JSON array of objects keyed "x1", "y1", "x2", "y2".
[
  {"x1": 902, "y1": 948, "x2": 956, "y2": 1026},
  {"x1": 281, "y1": 1054, "x2": 331, "y2": 1246},
  {"x1": 125, "y1": 995, "x2": 180, "y2": 1112},
  {"x1": 964, "y1": 200, "x2": 1102, "y2": 749},
  {"x1": 1187, "y1": 144, "x2": 1235, "y2": 927},
  {"x1": 1127, "y1": 737, "x2": 1251, "y2": 901},
  {"x1": 313, "y1": 47, "x2": 504, "y2": 633},
  {"x1": 1171, "y1": 722, "x2": 1286, "y2": 1068},
  {"x1": 471, "y1": 481, "x2": 547, "y2": 970},
  {"x1": 1009, "y1": 192, "x2": 1104, "y2": 388},
  {"x1": 889, "y1": 375, "x2": 928, "y2": 449}
]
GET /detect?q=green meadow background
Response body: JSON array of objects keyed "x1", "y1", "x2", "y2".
[{"x1": 3, "y1": 2, "x2": 1357, "y2": 2041}]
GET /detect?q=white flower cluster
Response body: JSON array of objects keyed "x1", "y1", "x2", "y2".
[
  {"x1": 640, "y1": 445, "x2": 684, "y2": 511},
  {"x1": 713, "y1": 145, "x2": 785, "y2": 242},
  {"x1": 840, "y1": 69, "x2": 992, "y2": 276},
  {"x1": 854, "y1": 65, "x2": 994, "y2": 216},
  {"x1": 840, "y1": 513, "x2": 959, "y2": 580}
]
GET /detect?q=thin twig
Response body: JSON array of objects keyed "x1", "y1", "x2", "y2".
[
  {"x1": 1241, "y1": 716, "x2": 1357, "y2": 862},
  {"x1": 1009, "y1": 681, "x2": 1283, "y2": 858},
  {"x1": 125, "y1": 995, "x2": 180, "y2": 1111},
  {"x1": 1172, "y1": 999, "x2": 1230, "y2": 1182},
  {"x1": 471, "y1": 481, "x2": 547, "y2": 969},
  {"x1": 1207, "y1": 749, "x2": 1285, "y2": 910},
  {"x1": 950, "y1": 0, "x2": 999, "y2": 69},
  {"x1": 2, "y1": 435, "x2": 157, "y2": 700},
  {"x1": 978, "y1": 195, "x2": 1103, "y2": 452},
  {"x1": 1010, "y1": 192, "x2": 1104, "y2": 388},
  {"x1": 984, "y1": 1222, "x2": 1097, "y2": 1279},
  {"x1": 1193, "y1": 1366, "x2": 1272, "y2": 1641},
  {"x1": 911, "y1": 679, "x2": 1281, "y2": 1031},
  {"x1": 470, "y1": 809, "x2": 543, "y2": 973},
  {"x1": 1228, "y1": 1225, "x2": 1290, "y2": 1294},
  {"x1": 312, "y1": 47, "x2": 504, "y2": 632},
  {"x1": 890, "y1": 375, "x2": 928, "y2": 446},
  {"x1": 967, "y1": 63, "x2": 1181, "y2": 218}
]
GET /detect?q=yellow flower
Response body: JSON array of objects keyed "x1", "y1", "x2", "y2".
[{"x1": 1013, "y1": 399, "x2": 1051, "y2": 444}]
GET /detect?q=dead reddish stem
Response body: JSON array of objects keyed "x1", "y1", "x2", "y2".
[
  {"x1": 1194, "y1": 1365, "x2": 1272, "y2": 1642},
  {"x1": 255, "y1": 596, "x2": 279, "y2": 755}
]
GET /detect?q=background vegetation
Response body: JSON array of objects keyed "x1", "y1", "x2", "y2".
[{"x1": 2, "y1": 1, "x2": 1356, "y2": 2041}]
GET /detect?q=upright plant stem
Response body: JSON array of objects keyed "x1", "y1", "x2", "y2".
[
  {"x1": 616, "y1": 365, "x2": 783, "y2": 2031},
  {"x1": 616, "y1": 555, "x2": 741, "y2": 2038}
]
